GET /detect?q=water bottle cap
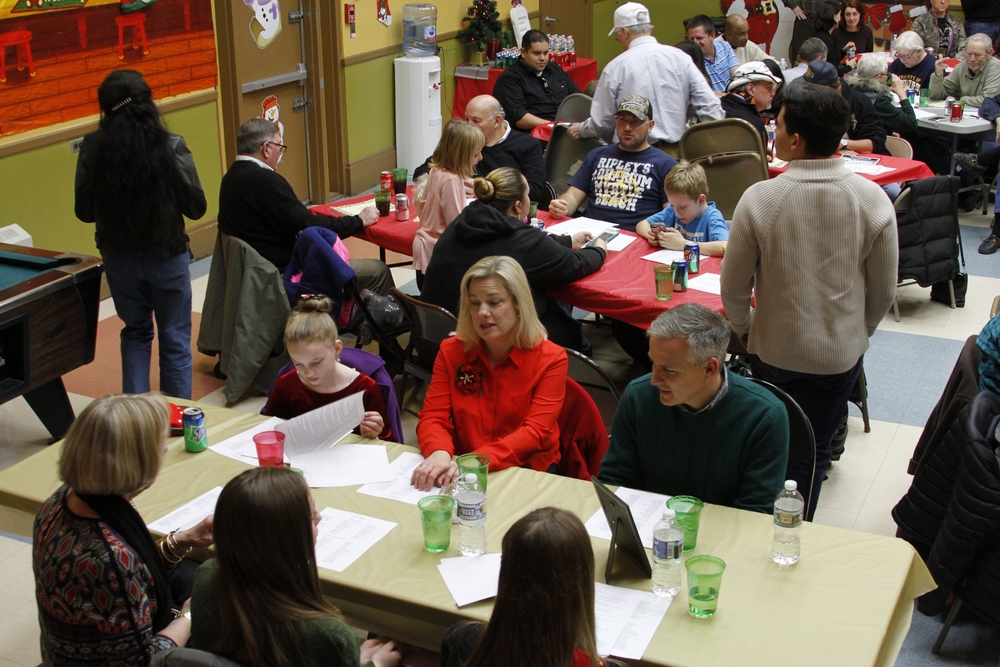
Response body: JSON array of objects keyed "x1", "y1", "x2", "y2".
[
  {"x1": 662, "y1": 508, "x2": 675, "y2": 520},
  {"x1": 784, "y1": 480, "x2": 798, "y2": 491},
  {"x1": 464, "y1": 473, "x2": 477, "y2": 483}
]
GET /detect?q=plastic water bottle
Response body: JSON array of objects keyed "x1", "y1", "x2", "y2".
[
  {"x1": 779, "y1": 57, "x2": 788, "y2": 70},
  {"x1": 456, "y1": 473, "x2": 487, "y2": 556},
  {"x1": 402, "y1": 4, "x2": 438, "y2": 57},
  {"x1": 890, "y1": 33, "x2": 898, "y2": 53},
  {"x1": 651, "y1": 508, "x2": 684, "y2": 597},
  {"x1": 771, "y1": 480, "x2": 805, "y2": 565},
  {"x1": 567, "y1": 36, "x2": 576, "y2": 66},
  {"x1": 766, "y1": 120, "x2": 776, "y2": 153}
]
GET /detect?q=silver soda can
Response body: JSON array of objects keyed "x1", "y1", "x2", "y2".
[
  {"x1": 684, "y1": 242, "x2": 700, "y2": 274},
  {"x1": 945, "y1": 96, "x2": 955, "y2": 113},
  {"x1": 671, "y1": 261, "x2": 688, "y2": 291},
  {"x1": 395, "y1": 193, "x2": 409, "y2": 220}
]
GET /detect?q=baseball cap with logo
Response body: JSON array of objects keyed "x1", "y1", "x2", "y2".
[
  {"x1": 803, "y1": 59, "x2": 840, "y2": 86},
  {"x1": 608, "y1": 2, "x2": 651, "y2": 36},
  {"x1": 727, "y1": 61, "x2": 783, "y2": 92},
  {"x1": 615, "y1": 94, "x2": 653, "y2": 122}
]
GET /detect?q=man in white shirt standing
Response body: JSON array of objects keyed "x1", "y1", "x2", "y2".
[{"x1": 567, "y1": 2, "x2": 723, "y2": 157}]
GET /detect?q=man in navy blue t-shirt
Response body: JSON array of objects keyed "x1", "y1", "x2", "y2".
[{"x1": 549, "y1": 94, "x2": 677, "y2": 232}]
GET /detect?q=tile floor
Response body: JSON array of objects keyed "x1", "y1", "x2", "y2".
[{"x1": 1, "y1": 211, "x2": 998, "y2": 666}]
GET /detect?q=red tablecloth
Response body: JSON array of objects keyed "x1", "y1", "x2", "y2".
[
  {"x1": 768, "y1": 154, "x2": 934, "y2": 186},
  {"x1": 323, "y1": 195, "x2": 723, "y2": 330},
  {"x1": 531, "y1": 122, "x2": 563, "y2": 142},
  {"x1": 452, "y1": 58, "x2": 598, "y2": 120}
]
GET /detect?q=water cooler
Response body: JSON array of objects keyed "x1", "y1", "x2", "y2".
[{"x1": 394, "y1": 55, "x2": 442, "y2": 173}]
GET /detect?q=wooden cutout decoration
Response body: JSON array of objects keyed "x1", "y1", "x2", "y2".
[{"x1": 378, "y1": 0, "x2": 392, "y2": 27}]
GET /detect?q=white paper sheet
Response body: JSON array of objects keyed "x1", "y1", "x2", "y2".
[
  {"x1": 585, "y1": 486, "x2": 671, "y2": 549},
  {"x1": 594, "y1": 582, "x2": 641, "y2": 656},
  {"x1": 146, "y1": 486, "x2": 222, "y2": 535},
  {"x1": 545, "y1": 217, "x2": 618, "y2": 236},
  {"x1": 605, "y1": 234, "x2": 636, "y2": 252},
  {"x1": 912, "y1": 108, "x2": 939, "y2": 120},
  {"x1": 295, "y1": 444, "x2": 394, "y2": 488},
  {"x1": 208, "y1": 417, "x2": 288, "y2": 465},
  {"x1": 314, "y1": 506, "x2": 396, "y2": 572},
  {"x1": 640, "y1": 249, "x2": 707, "y2": 265},
  {"x1": 277, "y1": 391, "x2": 366, "y2": 455},
  {"x1": 687, "y1": 272, "x2": 721, "y2": 295},
  {"x1": 437, "y1": 553, "x2": 503, "y2": 606},
  {"x1": 357, "y1": 451, "x2": 442, "y2": 504},
  {"x1": 605, "y1": 588, "x2": 672, "y2": 660},
  {"x1": 331, "y1": 200, "x2": 388, "y2": 216}
]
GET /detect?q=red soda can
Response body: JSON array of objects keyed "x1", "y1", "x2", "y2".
[
  {"x1": 950, "y1": 100, "x2": 963, "y2": 122},
  {"x1": 380, "y1": 170, "x2": 393, "y2": 191}
]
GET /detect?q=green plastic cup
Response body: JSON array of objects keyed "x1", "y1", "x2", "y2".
[
  {"x1": 392, "y1": 168, "x2": 408, "y2": 195},
  {"x1": 686, "y1": 555, "x2": 726, "y2": 618},
  {"x1": 456, "y1": 453, "x2": 490, "y2": 491},
  {"x1": 666, "y1": 495, "x2": 703, "y2": 552},
  {"x1": 919, "y1": 88, "x2": 929, "y2": 107},
  {"x1": 418, "y1": 496, "x2": 454, "y2": 553},
  {"x1": 529, "y1": 201, "x2": 538, "y2": 217}
]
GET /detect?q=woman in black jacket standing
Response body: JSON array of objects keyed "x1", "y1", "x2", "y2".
[
  {"x1": 421, "y1": 167, "x2": 607, "y2": 355},
  {"x1": 75, "y1": 70, "x2": 207, "y2": 398}
]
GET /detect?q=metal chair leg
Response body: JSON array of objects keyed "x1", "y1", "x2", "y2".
[
  {"x1": 932, "y1": 598, "x2": 963, "y2": 654},
  {"x1": 894, "y1": 296, "x2": 901, "y2": 322}
]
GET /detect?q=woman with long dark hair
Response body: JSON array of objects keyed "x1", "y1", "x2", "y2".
[
  {"x1": 189, "y1": 467, "x2": 401, "y2": 667},
  {"x1": 75, "y1": 70, "x2": 207, "y2": 399},
  {"x1": 440, "y1": 507, "x2": 603, "y2": 667}
]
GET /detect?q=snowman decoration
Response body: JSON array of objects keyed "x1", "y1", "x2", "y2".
[
  {"x1": 244, "y1": 0, "x2": 283, "y2": 49},
  {"x1": 261, "y1": 95, "x2": 285, "y2": 144}
]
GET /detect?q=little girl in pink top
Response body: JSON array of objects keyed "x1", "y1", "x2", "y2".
[{"x1": 412, "y1": 119, "x2": 484, "y2": 288}]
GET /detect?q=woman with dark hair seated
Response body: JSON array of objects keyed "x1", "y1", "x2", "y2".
[
  {"x1": 189, "y1": 467, "x2": 401, "y2": 667},
  {"x1": 440, "y1": 507, "x2": 607, "y2": 667},
  {"x1": 421, "y1": 167, "x2": 606, "y2": 355},
  {"x1": 412, "y1": 257, "x2": 569, "y2": 490},
  {"x1": 33, "y1": 394, "x2": 214, "y2": 666}
]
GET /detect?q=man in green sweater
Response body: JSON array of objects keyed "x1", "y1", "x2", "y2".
[{"x1": 599, "y1": 304, "x2": 789, "y2": 515}]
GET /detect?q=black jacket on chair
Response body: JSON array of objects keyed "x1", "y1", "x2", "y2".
[
  {"x1": 896, "y1": 175, "x2": 960, "y2": 288},
  {"x1": 892, "y1": 390, "x2": 1000, "y2": 626}
]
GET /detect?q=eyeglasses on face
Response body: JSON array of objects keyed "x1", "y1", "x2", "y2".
[{"x1": 265, "y1": 141, "x2": 288, "y2": 154}]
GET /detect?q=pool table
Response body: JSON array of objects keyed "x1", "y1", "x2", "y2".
[{"x1": 0, "y1": 243, "x2": 102, "y2": 441}]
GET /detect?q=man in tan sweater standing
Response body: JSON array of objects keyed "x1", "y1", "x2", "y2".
[{"x1": 721, "y1": 82, "x2": 898, "y2": 519}]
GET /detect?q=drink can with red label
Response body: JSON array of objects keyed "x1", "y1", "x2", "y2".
[
  {"x1": 950, "y1": 100, "x2": 963, "y2": 122},
  {"x1": 380, "y1": 170, "x2": 393, "y2": 191},
  {"x1": 395, "y1": 193, "x2": 409, "y2": 220}
]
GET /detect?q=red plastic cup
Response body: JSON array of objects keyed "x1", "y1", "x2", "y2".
[{"x1": 253, "y1": 431, "x2": 285, "y2": 468}]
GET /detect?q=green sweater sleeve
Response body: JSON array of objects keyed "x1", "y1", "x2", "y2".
[
  {"x1": 964, "y1": 60, "x2": 1000, "y2": 108},
  {"x1": 600, "y1": 379, "x2": 644, "y2": 488},
  {"x1": 734, "y1": 400, "x2": 790, "y2": 514}
]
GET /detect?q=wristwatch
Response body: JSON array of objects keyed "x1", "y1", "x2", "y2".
[{"x1": 841, "y1": 138, "x2": 849, "y2": 149}]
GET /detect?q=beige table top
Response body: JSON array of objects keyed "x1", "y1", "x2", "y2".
[{"x1": 0, "y1": 401, "x2": 935, "y2": 667}]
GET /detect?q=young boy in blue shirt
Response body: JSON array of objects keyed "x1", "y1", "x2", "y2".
[{"x1": 635, "y1": 160, "x2": 728, "y2": 256}]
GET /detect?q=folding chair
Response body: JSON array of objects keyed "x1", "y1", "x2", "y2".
[
  {"x1": 544, "y1": 124, "x2": 602, "y2": 206},
  {"x1": 884, "y1": 135, "x2": 914, "y2": 159},
  {"x1": 390, "y1": 287, "x2": 457, "y2": 412},
  {"x1": 680, "y1": 117, "x2": 766, "y2": 162},
  {"x1": 553, "y1": 92, "x2": 593, "y2": 124},
  {"x1": 563, "y1": 347, "x2": 620, "y2": 431},
  {"x1": 691, "y1": 152, "x2": 769, "y2": 220}
]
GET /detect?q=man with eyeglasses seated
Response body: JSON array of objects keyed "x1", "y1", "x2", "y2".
[
  {"x1": 493, "y1": 30, "x2": 581, "y2": 133},
  {"x1": 887, "y1": 31, "x2": 936, "y2": 91},
  {"x1": 548, "y1": 94, "x2": 676, "y2": 232},
  {"x1": 720, "y1": 61, "x2": 782, "y2": 147},
  {"x1": 217, "y1": 118, "x2": 392, "y2": 294}
]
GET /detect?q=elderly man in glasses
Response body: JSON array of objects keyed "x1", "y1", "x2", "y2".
[{"x1": 217, "y1": 118, "x2": 392, "y2": 294}]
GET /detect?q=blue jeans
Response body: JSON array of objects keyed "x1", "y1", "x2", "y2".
[
  {"x1": 966, "y1": 21, "x2": 1000, "y2": 42},
  {"x1": 102, "y1": 252, "x2": 192, "y2": 398},
  {"x1": 750, "y1": 356, "x2": 863, "y2": 521}
]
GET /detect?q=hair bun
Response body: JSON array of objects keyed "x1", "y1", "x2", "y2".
[
  {"x1": 473, "y1": 177, "x2": 495, "y2": 202},
  {"x1": 294, "y1": 294, "x2": 333, "y2": 314}
]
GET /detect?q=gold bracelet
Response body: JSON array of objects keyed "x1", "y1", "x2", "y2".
[
  {"x1": 158, "y1": 538, "x2": 182, "y2": 565},
  {"x1": 166, "y1": 531, "x2": 193, "y2": 559}
]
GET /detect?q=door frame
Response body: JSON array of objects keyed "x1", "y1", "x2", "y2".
[{"x1": 538, "y1": 0, "x2": 593, "y2": 60}]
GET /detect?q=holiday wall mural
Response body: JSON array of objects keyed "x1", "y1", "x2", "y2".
[{"x1": 0, "y1": 0, "x2": 216, "y2": 137}]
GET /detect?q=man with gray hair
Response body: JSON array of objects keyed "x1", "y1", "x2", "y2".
[
  {"x1": 567, "y1": 2, "x2": 722, "y2": 156},
  {"x1": 598, "y1": 304, "x2": 789, "y2": 515},
  {"x1": 784, "y1": 37, "x2": 827, "y2": 83},
  {"x1": 930, "y1": 32, "x2": 1000, "y2": 106},
  {"x1": 218, "y1": 118, "x2": 393, "y2": 294}
]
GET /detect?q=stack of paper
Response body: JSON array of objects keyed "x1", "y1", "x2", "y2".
[
  {"x1": 357, "y1": 452, "x2": 442, "y2": 504},
  {"x1": 640, "y1": 249, "x2": 707, "y2": 265},
  {"x1": 437, "y1": 553, "x2": 503, "y2": 606},
  {"x1": 585, "y1": 486, "x2": 671, "y2": 549},
  {"x1": 146, "y1": 486, "x2": 222, "y2": 535},
  {"x1": 545, "y1": 217, "x2": 618, "y2": 236},
  {"x1": 315, "y1": 507, "x2": 397, "y2": 572}
]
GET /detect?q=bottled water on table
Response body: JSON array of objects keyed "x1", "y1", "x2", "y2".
[
  {"x1": 766, "y1": 120, "x2": 776, "y2": 154},
  {"x1": 651, "y1": 508, "x2": 684, "y2": 597},
  {"x1": 771, "y1": 480, "x2": 804, "y2": 565},
  {"x1": 456, "y1": 473, "x2": 487, "y2": 556},
  {"x1": 779, "y1": 57, "x2": 788, "y2": 70}
]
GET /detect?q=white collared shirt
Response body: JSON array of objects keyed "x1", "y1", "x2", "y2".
[
  {"x1": 235, "y1": 154, "x2": 273, "y2": 171},
  {"x1": 579, "y1": 36, "x2": 724, "y2": 144}
]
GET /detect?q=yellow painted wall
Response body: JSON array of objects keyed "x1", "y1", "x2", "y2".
[
  {"x1": 592, "y1": 0, "x2": 724, "y2": 69},
  {"x1": 0, "y1": 101, "x2": 223, "y2": 257},
  {"x1": 339, "y1": 0, "x2": 538, "y2": 59}
]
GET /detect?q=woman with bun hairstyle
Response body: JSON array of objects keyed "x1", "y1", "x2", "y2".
[
  {"x1": 263, "y1": 295, "x2": 391, "y2": 440},
  {"x1": 420, "y1": 167, "x2": 606, "y2": 355},
  {"x1": 439, "y1": 507, "x2": 605, "y2": 667},
  {"x1": 412, "y1": 119, "x2": 485, "y2": 288},
  {"x1": 189, "y1": 467, "x2": 402, "y2": 667}
]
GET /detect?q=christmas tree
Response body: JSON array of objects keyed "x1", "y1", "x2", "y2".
[{"x1": 457, "y1": 0, "x2": 502, "y2": 52}]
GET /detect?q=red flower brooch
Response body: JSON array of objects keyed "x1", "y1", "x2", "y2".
[{"x1": 455, "y1": 364, "x2": 483, "y2": 395}]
